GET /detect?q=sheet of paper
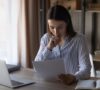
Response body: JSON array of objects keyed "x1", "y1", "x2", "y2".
[
  {"x1": 96, "y1": 80, "x2": 100, "y2": 89},
  {"x1": 75, "y1": 80, "x2": 96, "y2": 90},
  {"x1": 33, "y1": 59, "x2": 65, "y2": 80}
]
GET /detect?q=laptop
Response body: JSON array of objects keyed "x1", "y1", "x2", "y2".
[
  {"x1": 33, "y1": 59, "x2": 65, "y2": 80},
  {"x1": 0, "y1": 60, "x2": 35, "y2": 88}
]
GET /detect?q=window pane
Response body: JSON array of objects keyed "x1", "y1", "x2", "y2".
[{"x1": 0, "y1": 0, "x2": 9, "y2": 60}]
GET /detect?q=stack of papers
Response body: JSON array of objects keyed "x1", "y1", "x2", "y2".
[{"x1": 75, "y1": 80, "x2": 100, "y2": 90}]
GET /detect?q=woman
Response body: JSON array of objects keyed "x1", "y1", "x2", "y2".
[{"x1": 35, "y1": 5, "x2": 91, "y2": 85}]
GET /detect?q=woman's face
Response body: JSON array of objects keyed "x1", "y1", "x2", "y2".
[{"x1": 48, "y1": 19, "x2": 67, "y2": 38}]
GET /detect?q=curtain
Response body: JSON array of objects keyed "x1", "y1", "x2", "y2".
[
  {"x1": 18, "y1": 0, "x2": 28, "y2": 67},
  {"x1": 0, "y1": 0, "x2": 50, "y2": 67},
  {"x1": 23, "y1": 0, "x2": 50, "y2": 68},
  {"x1": 0, "y1": 0, "x2": 29, "y2": 67},
  {"x1": 0, "y1": 0, "x2": 21, "y2": 65},
  {"x1": 24, "y1": 0, "x2": 50, "y2": 68},
  {"x1": 24, "y1": 0, "x2": 39, "y2": 68}
]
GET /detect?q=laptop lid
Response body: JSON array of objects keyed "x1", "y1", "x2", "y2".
[
  {"x1": 33, "y1": 59, "x2": 65, "y2": 80},
  {"x1": 0, "y1": 60, "x2": 12, "y2": 87},
  {"x1": 0, "y1": 60, "x2": 34, "y2": 88}
]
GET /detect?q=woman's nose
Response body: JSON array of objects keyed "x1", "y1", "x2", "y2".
[{"x1": 54, "y1": 28, "x2": 59, "y2": 36}]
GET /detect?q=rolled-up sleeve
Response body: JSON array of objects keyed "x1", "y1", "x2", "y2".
[
  {"x1": 34, "y1": 34, "x2": 51, "y2": 61},
  {"x1": 75, "y1": 36, "x2": 91, "y2": 80},
  {"x1": 34, "y1": 34, "x2": 56, "y2": 61}
]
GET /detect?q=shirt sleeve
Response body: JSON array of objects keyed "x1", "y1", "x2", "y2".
[
  {"x1": 75, "y1": 36, "x2": 91, "y2": 80},
  {"x1": 34, "y1": 34, "x2": 56, "y2": 61}
]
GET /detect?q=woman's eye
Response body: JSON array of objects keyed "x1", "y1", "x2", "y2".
[{"x1": 50, "y1": 26, "x2": 54, "y2": 30}]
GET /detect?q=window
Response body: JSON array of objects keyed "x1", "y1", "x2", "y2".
[{"x1": 0, "y1": 0, "x2": 20, "y2": 64}]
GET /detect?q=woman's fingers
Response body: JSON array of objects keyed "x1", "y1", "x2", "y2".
[{"x1": 51, "y1": 36, "x2": 60, "y2": 46}]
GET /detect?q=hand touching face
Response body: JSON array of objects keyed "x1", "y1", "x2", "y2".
[
  {"x1": 47, "y1": 36, "x2": 60, "y2": 50},
  {"x1": 47, "y1": 19, "x2": 67, "y2": 50}
]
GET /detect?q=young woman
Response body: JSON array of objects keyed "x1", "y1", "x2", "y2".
[{"x1": 35, "y1": 5, "x2": 91, "y2": 85}]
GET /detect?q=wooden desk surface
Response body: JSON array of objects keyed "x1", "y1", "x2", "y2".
[{"x1": 0, "y1": 68, "x2": 76, "y2": 90}]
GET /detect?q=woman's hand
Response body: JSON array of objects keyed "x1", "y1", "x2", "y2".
[
  {"x1": 58, "y1": 74, "x2": 76, "y2": 85},
  {"x1": 47, "y1": 36, "x2": 60, "y2": 50}
]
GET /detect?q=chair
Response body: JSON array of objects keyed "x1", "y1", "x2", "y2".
[{"x1": 89, "y1": 54, "x2": 96, "y2": 77}]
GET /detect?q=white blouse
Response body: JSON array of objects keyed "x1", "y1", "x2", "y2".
[{"x1": 35, "y1": 33, "x2": 91, "y2": 80}]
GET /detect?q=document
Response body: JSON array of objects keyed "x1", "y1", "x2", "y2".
[
  {"x1": 33, "y1": 59, "x2": 65, "y2": 80},
  {"x1": 75, "y1": 79, "x2": 100, "y2": 90}
]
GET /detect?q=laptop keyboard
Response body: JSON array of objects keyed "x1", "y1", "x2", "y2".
[{"x1": 11, "y1": 80, "x2": 24, "y2": 86}]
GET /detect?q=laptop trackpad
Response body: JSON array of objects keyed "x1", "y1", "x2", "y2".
[
  {"x1": 11, "y1": 80, "x2": 24, "y2": 86},
  {"x1": 10, "y1": 76, "x2": 35, "y2": 88}
]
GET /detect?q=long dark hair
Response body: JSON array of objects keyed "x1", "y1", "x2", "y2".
[{"x1": 47, "y1": 5, "x2": 76, "y2": 38}]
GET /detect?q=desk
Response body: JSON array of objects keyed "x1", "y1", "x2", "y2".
[{"x1": 0, "y1": 68, "x2": 76, "y2": 90}]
